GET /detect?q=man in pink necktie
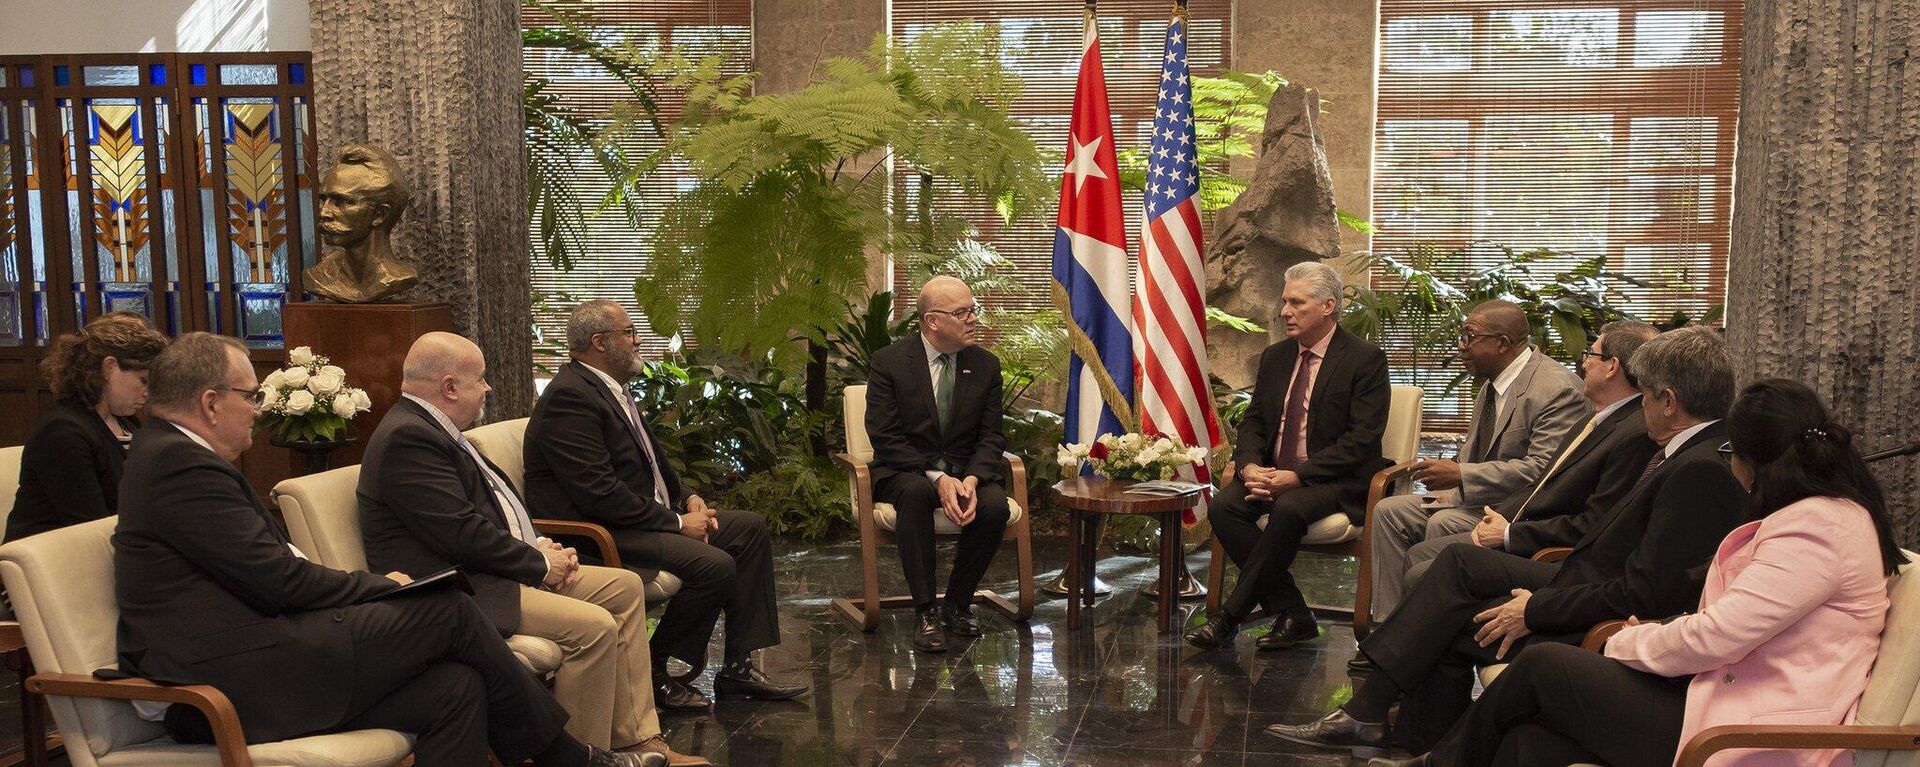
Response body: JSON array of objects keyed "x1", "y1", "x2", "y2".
[{"x1": 1186, "y1": 262, "x2": 1393, "y2": 653}]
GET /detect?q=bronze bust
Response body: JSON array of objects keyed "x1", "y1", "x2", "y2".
[{"x1": 304, "y1": 144, "x2": 419, "y2": 303}]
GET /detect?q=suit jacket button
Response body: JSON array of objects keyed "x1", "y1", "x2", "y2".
[{"x1": 334, "y1": 610, "x2": 346, "y2": 622}]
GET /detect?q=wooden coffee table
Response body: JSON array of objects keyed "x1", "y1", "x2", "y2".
[{"x1": 1050, "y1": 476, "x2": 1205, "y2": 633}]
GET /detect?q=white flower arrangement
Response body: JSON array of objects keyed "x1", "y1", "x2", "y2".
[
  {"x1": 1057, "y1": 433, "x2": 1209, "y2": 481},
  {"x1": 260, "y1": 347, "x2": 372, "y2": 443}
]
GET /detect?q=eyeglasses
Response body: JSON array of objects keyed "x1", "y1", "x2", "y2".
[
  {"x1": 1457, "y1": 332, "x2": 1506, "y2": 346},
  {"x1": 925, "y1": 303, "x2": 984, "y2": 322},
  {"x1": 1579, "y1": 350, "x2": 1615, "y2": 361},
  {"x1": 594, "y1": 325, "x2": 639, "y2": 340},
  {"x1": 1716, "y1": 441, "x2": 1734, "y2": 465},
  {"x1": 219, "y1": 385, "x2": 266, "y2": 407}
]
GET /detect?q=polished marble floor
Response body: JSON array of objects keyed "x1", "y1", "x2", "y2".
[{"x1": 0, "y1": 536, "x2": 1369, "y2": 766}]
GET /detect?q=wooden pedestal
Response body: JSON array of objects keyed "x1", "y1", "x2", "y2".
[{"x1": 280, "y1": 302, "x2": 455, "y2": 470}]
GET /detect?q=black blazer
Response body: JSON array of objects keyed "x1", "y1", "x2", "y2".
[
  {"x1": 1499, "y1": 397, "x2": 1660, "y2": 555},
  {"x1": 524, "y1": 361, "x2": 687, "y2": 533},
  {"x1": 5, "y1": 400, "x2": 138, "y2": 542},
  {"x1": 864, "y1": 336, "x2": 1008, "y2": 486},
  {"x1": 114, "y1": 419, "x2": 398, "y2": 744},
  {"x1": 1231, "y1": 326, "x2": 1393, "y2": 491},
  {"x1": 359, "y1": 397, "x2": 546, "y2": 636},
  {"x1": 1524, "y1": 420, "x2": 1745, "y2": 633}
]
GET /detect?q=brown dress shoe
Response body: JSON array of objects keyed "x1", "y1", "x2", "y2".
[{"x1": 621, "y1": 735, "x2": 712, "y2": 767}]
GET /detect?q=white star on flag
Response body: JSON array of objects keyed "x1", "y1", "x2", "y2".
[{"x1": 1063, "y1": 134, "x2": 1110, "y2": 193}]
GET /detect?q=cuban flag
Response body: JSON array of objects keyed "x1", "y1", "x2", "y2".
[
  {"x1": 1133, "y1": 4, "x2": 1223, "y2": 523},
  {"x1": 1050, "y1": 4, "x2": 1135, "y2": 452}
]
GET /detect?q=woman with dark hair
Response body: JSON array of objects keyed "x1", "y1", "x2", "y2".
[
  {"x1": 1371, "y1": 378, "x2": 1901, "y2": 767},
  {"x1": 5, "y1": 312, "x2": 169, "y2": 542}
]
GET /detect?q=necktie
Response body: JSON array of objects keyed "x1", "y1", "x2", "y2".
[
  {"x1": 1636, "y1": 450, "x2": 1667, "y2": 486},
  {"x1": 1273, "y1": 349, "x2": 1316, "y2": 470},
  {"x1": 620, "y1": 396, "x2": 673, "y2": 507},
  {"x1": 934, "y1": 353, "x2": 955, "y2": 434},
  {"x1": 1511, "y1": 413, "x2": 1600, "y2": 521},
  {"x1": 459, "y1": 435, "x2": 541, "y2": 545},
  {"x1": 1469, "y1": 384, "x2": 1499, "y2": 462}
]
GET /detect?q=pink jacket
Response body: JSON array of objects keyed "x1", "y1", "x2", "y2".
[{"x1": 1606, "y1": 497, "x2": 1889, "y2": 767}]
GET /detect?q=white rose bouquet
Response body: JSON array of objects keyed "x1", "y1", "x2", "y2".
[
  {"x1": 259, "y1": 346, "x2": 372, "y2": 443},
  {"x1": 1057, "y1": 433, "x2": 1210, "y2": 481}
]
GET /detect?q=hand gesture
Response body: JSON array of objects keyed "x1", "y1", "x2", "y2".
[
  {"x1": 957, "y1": 475, "x2": 981, "y2": 525},
  {"x1": 385, "y1": 571, "x2": 414, "y2": 586},
  {"x1": 680, "y1": 508, "x2": 715, "y2": 542},
  {"x1": 935, "y1": 474, "x2": 968, "y2": 527},
  {"x1": 1412, "y1": 459, "x2": 1464, "y2": 491},
  {"x1": 1472, "y1": 508, "x2": 1509, "y2": 548},
  {"x1": 1471, "y1": 589, "x2": 1535, "y2": 659}
]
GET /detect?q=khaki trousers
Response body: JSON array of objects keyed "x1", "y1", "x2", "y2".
[{"x1": 518, "y1": 565, "x2": 660, "y2": 749}]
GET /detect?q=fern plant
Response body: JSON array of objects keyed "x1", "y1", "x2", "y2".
[{"x1": 634, "y1": 24, "x2": 1054, "y2": 365}]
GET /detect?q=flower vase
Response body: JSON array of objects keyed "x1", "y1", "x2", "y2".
[{"x1": 273, "y1": 434, "x2": 358, "y2": 477}]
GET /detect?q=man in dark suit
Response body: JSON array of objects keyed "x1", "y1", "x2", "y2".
[
  {"x1": 1374, "y1": 320, "x2": 1662, "y2": 616},
  {"x1": 361, "y1": 333, "x2": 700, "y2": 765},
  {"x1": 114, "y1": 332, "x2": 657, "y2": 767},
  {"x1": 865, "y1": 275, "x2": 1012, "y2": 654},
  {"x1": 1184, "y1": 261, "x2": 1392, "y2": 651},
  {"x1": 524, "y1": 300, "x2": 805, "y2": 710},
  {"x1": 1265, "y1": 326, "x2": 1746, "y2": 756}
]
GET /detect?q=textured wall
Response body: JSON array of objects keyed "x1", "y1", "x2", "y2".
[
  {"x1": 1232, "y1": 0, "x2": 1378, "y2": 258},
  {"x1": 307, "y1": 0, "x2": 534, "y2": 420},
  {"x1": 1727, "y1": 0, "x2": 1920, "y2": 543}
]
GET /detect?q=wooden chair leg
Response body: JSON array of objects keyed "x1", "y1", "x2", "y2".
[
  {"x1": 1013, "y1": 513, "x2": 1034, "y2": 621},
  {"x1": 1205, "y1": 537, "x2": 1226, "y2": 613}
]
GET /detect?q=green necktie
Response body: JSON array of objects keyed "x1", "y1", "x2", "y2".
[{"x1": 934, "y1": 353, "x2": 955, "y2": 434}]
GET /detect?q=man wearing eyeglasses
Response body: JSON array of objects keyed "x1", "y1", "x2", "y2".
[
  {"x1": 864, "y1": 275, "x2": 1011, "y2": 654},
  {"x1": 1364, "y1": 299, "x2": 1587, "y2": 624},
  {"x1": 524, "y1": 300, "x2": 806, "y2": 711}
]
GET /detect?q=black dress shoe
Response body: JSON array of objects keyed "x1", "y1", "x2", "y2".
[
  {"x1": 714, "y1": 658, "x2": 809, "y2": 701},
  {"x1": 912, "y1": 605, "x2": 948, "y2": 653},
  {"x1": 941, "y1": 602, "x2": 983, "y2": 637},
  {"x1": 590, "y1": 745, "x2": 669, "y2": 767},
  {"x1": 652, "y1": 675, "x2": 711, "y2": 711},
  {"x1": 1255, "y1": 612, "x2": 1320, "y2": 651},
  {"x1": 1368, "y1": 754, "x2": 1429, "y2": 767},
  {"x1": 1264, "y1": 708, "x2": 1391, "y2": 757},
  {"x1": 1183, "y1": 614, "x2": 1240, "y2": 650}
]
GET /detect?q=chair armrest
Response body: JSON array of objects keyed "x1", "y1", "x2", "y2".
[
  {"x1": 1001, "y1": 452, "x2": 1026, "y2": 488},
  {"x1": 530, "y1": 519, "x2": 621, "y2": 569},
  {"x1": 1581, "y1": 619, "x2": 1628, "y2": 652},
  {"x1": 1364, "y1": 461, "x2": 1421, "y2": 519},
  {"x1": 1675, "y1": 725, "x2": 1920, "y2": 767},
  {"x1": 832, "y1": 452, "x2": 869, "y2": 473},
  {"x1": 0, "y1": 621, "x2": 23, "y2": 652},
  {"x1": 1531, "y1": 547, "x2": 1574, "y2": 563},
  {"x1": 28, "y1": 672, "x2": 254, "y2": 766}
]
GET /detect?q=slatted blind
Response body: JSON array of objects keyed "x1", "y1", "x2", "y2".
[
  {"x1": 523, "y1": 1, "x2": 753, "y2": 370},
  {"x1": 1369, "y1": 0, "x2": 1740, "y2": 430},
  {"x1": 888, "y1": 0, "x2": 1232, "y2": 318}
]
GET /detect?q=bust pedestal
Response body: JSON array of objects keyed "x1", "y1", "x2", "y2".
[{"x1": 282, "y1": 302, "x2": 455, "y2": 470}]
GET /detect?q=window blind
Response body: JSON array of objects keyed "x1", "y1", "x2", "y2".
[
  {"x1": 888, "y1": 0, "x2": 1232, "y2": 320},
  {"x1": 523, "y1": 0, "x2": 753, "y2": 370},
  {"x1": 1369, "y1": 0, "x2": 1740, "y2": 431}
]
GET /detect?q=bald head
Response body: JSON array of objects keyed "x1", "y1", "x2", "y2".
[
  {"x1": 401, "y1": 332, "x2": 491, "y2": 427},
  {"x1": 917, "y1": 275, "x2": 981, "y2": 354},
  {"x1": 1468, "y1": 300, "x2": 1530, "y2": 343},
  {"x1": 916, "y1": 275, "x2": 971, "y2": 316}
]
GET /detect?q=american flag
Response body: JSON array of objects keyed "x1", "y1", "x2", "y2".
[
  {"x1": 1051, "y1": 5, "x2": 1135, "y2": 453},
  {"x1": 1132, "y1": 4, "x2": 1223, "y2": 523}
]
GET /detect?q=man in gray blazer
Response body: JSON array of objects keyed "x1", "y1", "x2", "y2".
[{"x1": 1366, "y1": 300, "x2": 1587, "y2": 622}]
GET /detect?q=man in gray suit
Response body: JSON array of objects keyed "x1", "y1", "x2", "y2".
[{"x1": 1366, "y1": 300, "x2": 1587, "y2": 622}]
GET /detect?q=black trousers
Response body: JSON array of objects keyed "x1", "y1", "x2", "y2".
[
  {"x1": 1356, "y1": 543, "x2": 1572, "y2": 750},
  {"x1": 611, "y1": 507, "x2": 781, "y2": 666},
  {"x1": 1210, "y1": 478, "x2": 1359, "y2": 619},
  {"x1": 875, "y1": 472, "x2": 1010, "y2": 607},
  {"x1": 1426, "y1": 642, "x2": 1687, "y2": 767}
]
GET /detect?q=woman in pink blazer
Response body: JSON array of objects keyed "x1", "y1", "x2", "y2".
[{"x1": 1370, "y1": 379, "x2": 1901, "y2": 767}]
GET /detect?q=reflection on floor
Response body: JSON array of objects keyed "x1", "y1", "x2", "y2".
[{"x1": 0, "y1": 537, "x2": 1367, "y2": 766}]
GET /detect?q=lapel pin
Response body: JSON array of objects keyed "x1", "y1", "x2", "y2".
[{"x1": 961, "y1": 369, "x2": 972, "y2": 374}]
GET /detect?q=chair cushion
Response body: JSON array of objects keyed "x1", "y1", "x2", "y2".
[
  {"x1": 1479, "y1": 663, "x2": 1506, "y2": 687},
  {"x1": 96, "y1": 729, "x2": 414, "y2": 767},
  {"x1": 272, "y1": 466, "x2": 370, "y2": 571},
  {"x1": 464, "y1": 419, "x2": 530, "y2": 497},
  {"x1": 1251, "y1": 513, "x2": 1361, "y2": 545},
  {"x1": 506, "y1": 633, "x2": 566, "y2": 676},
  {"x1": 635, "y1": 569, "x2": 682, "y2": 602},
  {"x1": 1852, "y1": 551, "x2": 1920, "y2": 767},
  {"x1": 873, "y1": 499, "x2": 1025, "y2": 536}
]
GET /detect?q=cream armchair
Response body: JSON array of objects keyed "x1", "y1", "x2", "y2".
[
  {"x1": 0, "y1": 517, "x2": 414, "y2": 767},
  {"x1": 464, "y1": 418, "x2": 683, "y2": 603},
  {"x1": 1204, "y1": 384, "x2": 1424, "y2": 640},
  {"x1": 831, "y1": 384, "x2": 1035, "y2": 631},
  {"x1": 271, "y1": 465, "x2": 567, "y2": 677}
]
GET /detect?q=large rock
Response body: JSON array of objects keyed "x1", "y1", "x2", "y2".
[{"x1": 1207, "y1": 84, "x2": 1342, "y2": 388}]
